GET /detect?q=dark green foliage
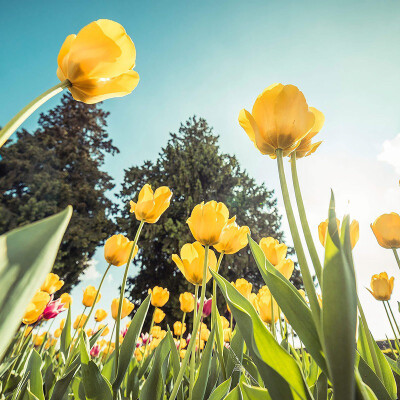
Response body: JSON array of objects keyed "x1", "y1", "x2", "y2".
[
  {"x1": 0, "y1": 94, "x2": 118, "y2": 291},
  {"x1": 118, "y1": 116, "x2": 301, "y2": 325}
]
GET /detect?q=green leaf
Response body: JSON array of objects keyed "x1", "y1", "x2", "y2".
[
  {"x1": 0, "y1": 206, "x2": 72, "y2": 359},
  {"x1": 101, "y1": 352, "x2": 115, "y2": 383},
  {"x1": 60, "y1": 306, "x2": 72, "y2": 359},
  {"x1": 248, "y1": 236, "x2": 327, "y2": 374},
  {"x1": 112, "y1": 294, "x2": 150, "y2": 391},
  {"x1": 166, "y1": 329, "x2": 184, "y2": 400},
  {"x1": 79, "y1": 332, "x2": 112, "y2": 400},
  {"x1": 211, "y1": 269, "x2": 312, "y2": 400},
  {"x1": 26, "y1": 350, "x2": 44, "y2": 400},
  {"x1": 208, "y1": 378, "x2": 232, "y2": 400},
  {"x1": 240, "y1": 382, "x2": 272, "y2": 400},
  {"x1": 226, "y1": 327, "x2": 244, "y2": 388},
  {"x1": 225, "y1": 385, "x2": 243, "y2": 400},
  {"x1": 321, "y1": 193, "x2": 357, "y2": 398}
]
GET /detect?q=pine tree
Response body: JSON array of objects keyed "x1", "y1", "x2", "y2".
[
  {"x1": 0, "y1": 94, "x2": 118, "y2": 291},
  {"x1": 118, "y1": 116, "x2": 301, "y2": 325}
]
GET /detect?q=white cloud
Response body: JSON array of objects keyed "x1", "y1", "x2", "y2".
[
  {"x1": 107, "y1": 274, "x2": 114, "y2": 283},
  {"x1": 377, "y1": 133, "x2": 400, "y2": 174},
  {"x1": 81, "y1": 260, "x2": 100, "y2": 281}
]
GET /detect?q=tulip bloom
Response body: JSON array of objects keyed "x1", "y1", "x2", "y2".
[
  {"x1": 95, "y1": 309, "x2": 108, "y2": 322},
  {"x1": 257, "y1": 291, "x2": 280, "y2": 324},
  {"x1": 276, "y1": 258, "x2": 295, "y2": 280},
  {"x1": 197, "y1": 297, "x2": 213, "y2": 317},
  {"x1": 130, "y1": 184, "x2": 172, "y2": 224},
  {"x1": 41, "y1": 273, "x2": 64, "y2": 295},
  {"x1": 82, "y1": 286, "x2": 101, "y2": 307},
  {"x1": 154, "y1": 308, "x2": 166, "y2": 324},
  {"x1": 57, "y1": 19, "x2": 139, "y2": 104},
  {"x1": 90, "y1": 344, "x2": 101, "y2": 358},
  {"x1": 259, "y1": 237, "x2": 287, "y2": 266},
  {"x1": 97, "y1": 324, "x2": 110, "y2": 337},
  {"x1": 148, "y1": 286, "x2": 170, "y2": 307},
  {"x1": 104, "y1": 234, "x2": 138, "y2": 266},
  {"x1": 367, "y1": 272, "x2": 394, "y2": 301},
  {"x1": 187, "y1": 201, "x2": 229, "y2": 246},
  {"x1": 111, "y1": 298, "x2": 135, "y2": 320},
  {"x1": 371, "y1": 213, "x2": 400, "y2": 249},
  {"x1": 232, "y1": 279, "x2": 253, "y2": 300},
  {"x1": 239, "y1": 84, "x2": 315, "y2": 158},
  {"x1": 318, "y1": 218, "x2": 359, "y2": 249},
  {"x1": 22, "y1": 291, "x2": 50, "y2": 325},
  {"x1": 42, "y1": 298, "x2": 65, "y2": 320},
  {"x1": 60, "y1": 293, "x2": 72, "y2": 308},
  {"x1": 151, "y1": 325, "x2": 162, "y2": 338},
  {"x1": 173, "y1": 321, "x2": 186, "y2": 336},
  {"x1": 172, "y1": 242, "x2": 218, "y2": 286},
  {"x1": 214, "y1": 216, "x2": 250, "y2": 254},
  {"x1": 179, "y1": 292, "x2": 195, "y2": 313},
  {"x1": 54, "y1": 328, "x2": 62, "y2": 338},
  {"x1": 73, "y1": 314, "x2": 87, "y2": 330},
  {"x1": 295, "y1": 107, "x2": 325, "y2": 158}
]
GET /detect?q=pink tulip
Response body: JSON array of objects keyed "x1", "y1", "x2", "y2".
[
  {"x1": 141, "y1": 333, "x2": 152, "y2": 345},
  {"x1": 121, "y1": 327, "x2": 128, "y2": 338},
  {"x1": 197, "y1": 297, "x2": 212, "y2": 317},
  {"x1": 42, "y1": 297, "x2": 65, "y2": 320},
  {"x1": 90, "y1": 344, "x2": 101, "y2": 358}
]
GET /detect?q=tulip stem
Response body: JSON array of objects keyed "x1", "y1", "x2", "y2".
[
  {"x1": 177, "y1": 312, "x2": 186, "y2": 355},
  {"x1": 82, "y1": 263, "x2": 112, "y2": 331},
  {"x1": 114, "y1": 220, "x2": 145, "y2": 380},
  {"x1": 70, "y1": 306, "x2": 87, "y2": 346},
  {"x1": 270, "y1": 298, "x2": 276, "y2": 338},
  {"x1": 107, "y1": 321, "x2": 116, "y2": 359},
  {"x1": 290, "y1": 153, "x2": 323, "y2": 283},
  {"x1": 0, "y1": 80, "x2": 71, "y2": 149},
  {"x1": 383, "y1": 302, "x2": 400, "y2": 351},
  {"x1": 189, "y1": 284, "x2": 199, "y2": 400},
  {"x1": 387, "y1": 301, "x2": 400, "y2": 337},
  {"x1": 392, "y1": 249, "x2": 400, "y2": 272},
  {"x1": 169, "y1": 246, "x2": 209, "y2": 400},
  {"x1": 276, "y1": 150, "x2": 321, "y2": 326}
]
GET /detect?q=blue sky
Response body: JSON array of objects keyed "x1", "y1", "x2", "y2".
[{"x1": 1, "y1": 0, "x2": 400, "y2": 338}]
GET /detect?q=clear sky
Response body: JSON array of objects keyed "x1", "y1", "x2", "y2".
[{"x1": 1, "y1": 0, "x2": 400, "y2": 339}]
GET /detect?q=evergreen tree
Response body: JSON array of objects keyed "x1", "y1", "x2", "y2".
[
  {"x1": 0, "y1": 94, "x2": 118, "y2": 291},
  {"x1": 118, "y1": 116, "x2": 301, "y2": 325}
]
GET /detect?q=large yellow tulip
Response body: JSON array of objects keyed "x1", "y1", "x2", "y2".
[
  {"x1": 59, "y1": 293, "x2": 72, "y2": 308},
  {"x1": 214, "y1": 216, "x2": 250, "y2": 254},
  {"x1": 367, "y1": 272, "x2": 394, "y2": 301},
  {"x1": 179, "y1": 292, "x2": 194, "y2": 313},
  {"x1": 111, "y1": 298, "x2": 135, "y2": 320},
  {"x1": 95, "y1": 309, "x2": 108, "y2": 322},
  {"x1": 82, "y1": 286, "x2": 101, "y2": 307},
  {"x1": 148, "y1": 287, "x2": 170, "y2": 308},
  {"x1": 41, "y1": 273, "x2": 64, "y2": 295},
  {"x1": 104, "y1": 234, "x2": 138, "y2": 266},
  {"x1": 259, "y1": 237, "x2": 287, "y2": 266},
  {"x1": 371, "y1": 213, "x2": 400, "y2": 249},
  {"x1": 231, "y1": 278, "x2": 252, "y2": 300},
  {"x1": 22, "y1": 291, "x2": 50, "y2": 325}
]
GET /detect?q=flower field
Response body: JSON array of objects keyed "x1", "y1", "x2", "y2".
[{"x1": 1, "y1": 17, "x2": 400, "y2": 400}]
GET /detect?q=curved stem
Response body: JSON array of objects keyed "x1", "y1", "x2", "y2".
[
  {"x1": 0, "y1": 80, "x2": 71, "y2": 148},
  {"x1": 107, "y1": 321, "x2": 116, "y2": 359},
  {"x1": 290, "y1": 153, "x2": 323, "y2": 284},
  {"x1": 383, "y1": 302, "x2": 400, "y2": 350},
  {"x1": 189, "y1": 285, "x2": 199, "y2": 400},
  {"x1": 276, "y1": 149, "x2": 321, "y2": 325},
  {"x1": 114, "y1": 220, "x2": 145, "y2": 377},
  {"x1": 392, "y1": 249, "x2": 400, "y2": 271},
  {"x1": 83, "y1": 263, "x2": 112, "y2": 331},
  {"x1": 387, "y1": 302, "x2": 400, "y2": 337},
  {"x1": 169, "y1": 245, "x2": 209, "y2": 400},
  {"x1": 177, "y1": 312, "x2": 186, "y2": 355}
]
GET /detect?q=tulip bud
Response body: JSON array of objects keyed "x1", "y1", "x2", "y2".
[
  {"x1": 371, "y1": 213, "x2": 400, "y2": 249},
  {"x1": 179, "y1": 292, "x2": 195, "y2": 313}
]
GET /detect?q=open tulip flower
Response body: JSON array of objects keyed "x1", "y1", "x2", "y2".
[
  {"x1": 172, "y1": 242, "x2": 218, "y2": 285},
  {"x1": 154, "y1": 308, "x2": 166, "y2": 324},
  {"x1": 148, "y1": 286, "x2": 170, "y2": 307},
  {"x1": 179, "y1": 292, "x2": 195, "y2": 313},
  {"x1": 22, "y1": 291, "x2": 50, "y2": 325},
  {"x1": 213, "y1": 216, "x2": 250, "y2": 254},
  {"x1": 82, "y1": 286, "x2": 101, "y2": 307},
  {"x1": 371, "y1": 213, "x2": 400, "y2": 249},
  {"x1": 367, "y1": 272, "x2": 394, "y2": 301},
  {"x1": 197, "y1": 297, "x2": 213, "y2": 317},
  {"x1": 259, "y1": 237, "x2": 287, "y2": 266},
  {"x1": 57, "y1": 19, "x2": 139, "y2": 104},
  {"x1": 41, "y1": 273, "x2": 64, "y2": 295},
  {"x1": 95, "y1": 309, "x2": 108, "y2": 322},
  {"x1": 59, "y1": 293, "x2": 72, "y2": 308},
  {"x1": 42, "y1": 297, "x2": 65, "y2": 320},
  {"x1": 130, "y1": 184, "x2": 172, "y2": 224},
  {"x1": 111, "y1": 298, "x2": 135, "y2": 320},
  {"x1": 318, "y1": 218, "x2": 359, "y2": 249},
  {"x1": 104, "y1": 234, "x2": 138, "y2": 266},
  {"x1": 232, "y1": 278, "x2": 253, "y2": 300}
]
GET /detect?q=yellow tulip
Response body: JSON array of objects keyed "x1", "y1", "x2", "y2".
[
  {"x1": 134, "y1": 347, "x2": 143, "y2": 361},
  {"x1": 82, "y1": 286, "x2": 101, "y2": 307},
  {"x1": 151, "y1": 325, "x2": 162, "y2": 338},
  {"x1": 180, "y1": 349, "x2": 186, "y2": 359},
  {"x1": 41, "y1": 273, "x2": 64, "y2": 295},
  {"x1": 367, "y1": 272, "x2": 394, "y2": 301},
  {"x1": 318, "y1": 218, "x2": 359, "y2": 249},
  {"x1": 276, "y1": 258, "x2": 295, "y2": 280},
  {"x1": 86, "y1": 329, "x2": 93, "y2": 337},
  {"x1": 154, "y1": 308, "x2": 166, "y2": 324},
  {"x1": 173, "y1": 321, "x2": 186, "y2": 336},
  {"x1": 60, "y1": 293, "x2": 72, "y2": 308},
  {"x1": 22, "y1": 291, "x2": 50, "y2": 325},
  {"x1": 97, "y1": 324, "x2": 110, "y2": 337},
  {"x1": 371, "y1": 213, "x2": 400, "y2": 249},
  {"x1": 24, "y1": 326, "x2": 33, "y2": 337},
  {"x1": 104, "y1": 234, "x2": 138, "y2": 266},
  {"x1": 57, "y1": 19, "x2": 139, "y2": 104},
  {"x1": 295, "y1": 107, "x2": 325, "y2": 158},
  {"x1": 238, "y1": 83, "x2": 315, "y2": 158},
  {"x1": 232, "y1": 278, "x2": 252, "y2": 300},
  {"x1": 54, "y1": 328, "x2": 62, "y2": 338},
  {"x1": 213, "y1": 216, "x2": 250, "y2": 254},
  {"x1": 257, "y1": 291, "x2": 280, "y2": 324},
  {"x1": 33, "y1": 333, "x2": 46, "y2": 346},
  {"x1": 149, "y1": 287, "x2": 169, "y2": 307},
  {"x1": 95, "y1": 309, "x2": 108, "y2": 322},
  {"x1": 111, "y1": 298, "x2": 135, "y2": 320},
  {"x1": 73, "y1": 314, "x2": 87, "y2": 330},
  {"x1": 187, "y1": 201, "x2": 229, "y2": 246},
  {"x1": 60, "y1": 318, "x2": 65, "y2": 330},
  {"x1": 172, "y1": 242, "x2": 218, "y2": 286},
  {"x1": 200, "y1": 326, "x2": 210, "y2": 341},
  {"x1": 130, "y1": 184, "x2": 172, "y2": 224},
  {"x1": 179, "y1": 292, "x2": 194, "y2": 313},
  {"x1": 178, "y1": 338, "x2": 187, "y2": 349},
  {"x1": 259, "y1": 237, "x2": 287, "y2": 266},
  {"x1": 223, "y1": 328, "x2": 232, "y2": 342}
]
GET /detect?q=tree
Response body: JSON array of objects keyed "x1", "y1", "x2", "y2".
[
  {"x1": 0, "y1": 93, "x2": 118, "y2": 292},
  {"x1": 118, "y1": 116, "x2": 301, "y2": 326}
]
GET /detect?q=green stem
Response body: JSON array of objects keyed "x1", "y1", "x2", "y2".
[
  {"x1": 177, "y1": 312, "x2": 186, "y2": 355},
  {"x1": 383, "y1": 302, "x2": 400, "y2": 351},
  {"x1": 107, "y1": 321, "x2": 116, "y2": 359},
  {"x1": 392, "y1": 249, "x2": 400, "y2": 271},
  {"x1": 169, "y1": 245, "x2": 209, "y2": 400},
  {"x1": 270, "y1": 298, "x2": 276, "y2": 338},
  {"x1": 276, "y1": 150, "x2": 321, "y2": 325},
  {"x1": 189, "y1": 285, "x2": 199, "y2": 400},
  {"x1": 290, "y1": 153, "x2": 323, "y2": 283},
  {"x1": 387, "y1": 302, "x2": 400, "y2": 337},
  {"x1": 0, "y1": 80, "x2": 71, "y2": 148},
  {"x1": 70, "y1": 306, "x2": 87, "y2": 345},
  {"x1": 114, "y1": 220, "x2": 145, "y2": 378}
]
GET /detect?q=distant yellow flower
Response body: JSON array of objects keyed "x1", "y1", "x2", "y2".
[
  {"x1": 57, "y1": 19, "x2": 139, "y2": 104},
  {"x1": 149, "y1": 287, "x2": 169, "y2": 307},
  {"x1": 172, "y1": 242, "x2": 218, "y2": 286},
  {"x1": 154, "y1": 308, "x2": 166, "y2": 324},
  {"x1": 232, "y1": 278, "x2": 252, "y2": 300},
  {"x1": 367, "y1": 272, "x2": 394, "y2": 301},
  {"x1": 60, "y1": 293, "x2": 72, "y2": 308},
  {"x1": 223, "y1": 328, "x2": 232, "y2": 342},
  {"x1": 371, "y1": 213, "x2": 400, "y2": 249},
  {"x1": 97, "y1": 324, "x2": 110, "y2": 337},
  {"x1": 95, "y1": 309, "x2": 108, "y2": 322},
  {"x1": 130, "y1": 184, "x2": 172, "y2": 224},
  {"x1": 111, "y1": 298, "x2": 135, "y2": 320},
  {"x1": 60, "y1": 319, "x2": 65, "y2": 330},
  {"x1": 104, "y1": 234, "x2": 138, "y2": 266},
  {"x1": 173, "y1": 321, "x2": 186, "y2": 336},
  {"x1": 86, "y1": 329, "x2": 93, "y2": 337},
  {"x1": 295, "y1": 107, "x2": 325, "y2": 158},
  {"x1": 214, "y1": 216, "x2": 250, "y2": 254},
  {"x1": 187, "y1": 201, "x2": 229, "y2": 246},
  {"x1": 259, "y1": 237, "x2": 287, "y2": 266},
  {"x1": 134, "y1": 347, "x2": 143, "y2": 361},
  {"x1": 33, "y1": 333, "x2": 46, "y2": 346},
  {"x1": 22, "y1": 291, "x2": 50, "y2": 325},
  {"x1": 238, "y1": 84, "x2": 315, "y2": 158},
  {"x1": 54, "y1": 328, "x2": 62, "y2": 338},
  {"x1": 180, "y1": 349, "x2": 186, "y2": 359},
  {"x1": 220, "y1": 316, "x2": 230, "y2": 330},
  {"x1": 179, "y1": 292, "x2": 194, "y2": 313},
  {"x1": 73, "y1": 314, "x2": 87, "y2": 330},
  {"x1": 200, "y1": 325, "x2": 210, "y2": 341},
  {"x1": 257, "y1": 291, "x2": 280, "y2": 324},
  {"x1": 318, "y1": 218, "x2": 359, "y2": 249},
  {"x1": 41, "y1": 273, "x2": 64, "y2": 295},
  {"x1": 151, "y1": 325, "x2": 162, "y2": 338},
  {"x1": 82, "y1": 286, "x2": 101, "y2": 307}
]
